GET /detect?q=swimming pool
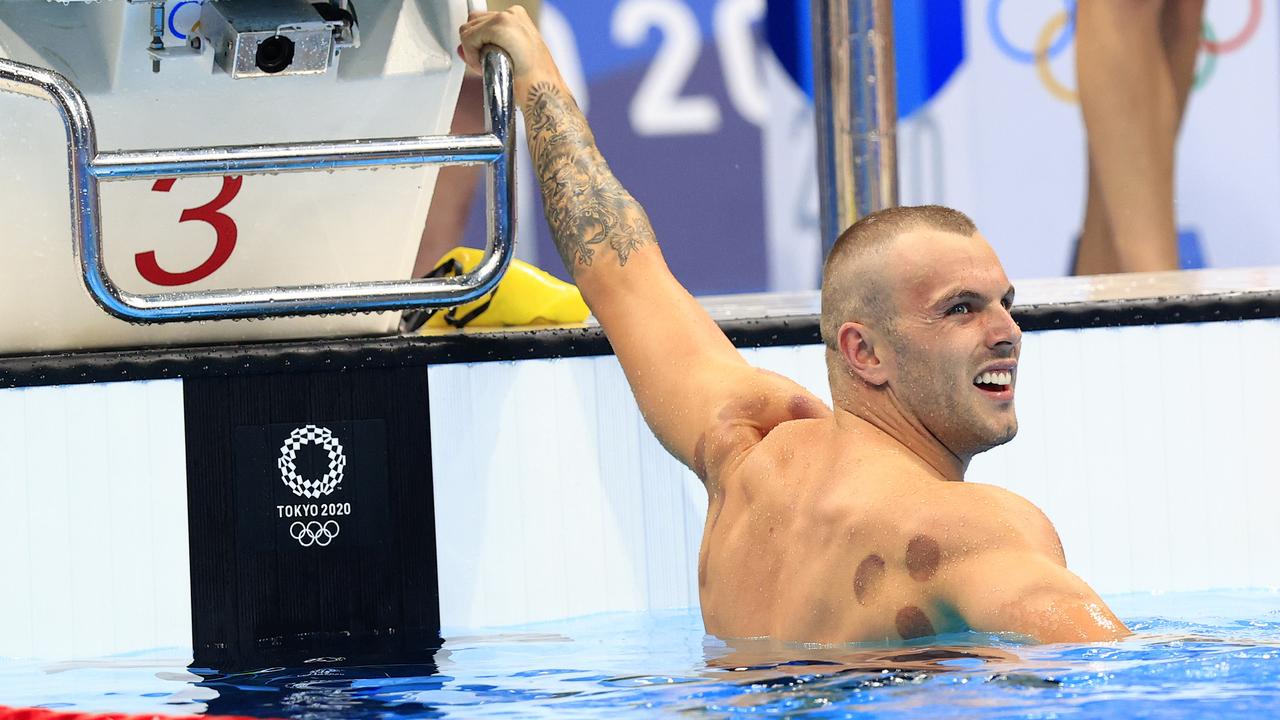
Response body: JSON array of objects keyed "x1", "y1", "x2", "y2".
[
  {"x1": 1, "y1": 272, "x2": 1278, "y2": 716},
  {"x1": 2, "y1": 590, "x2": 1277, "y2": 718}
]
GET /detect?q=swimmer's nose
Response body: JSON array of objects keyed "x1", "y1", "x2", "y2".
[{"x1": 987, "y1": 305, "x2": 1022, "y2": 351}]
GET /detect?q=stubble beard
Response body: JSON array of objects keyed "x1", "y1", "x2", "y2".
[{"x1": 896, "y1": 348, "x2": 1018, "y2": 458}]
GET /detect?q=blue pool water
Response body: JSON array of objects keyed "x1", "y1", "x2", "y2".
[{"x1": 2, "y1": 591, "x2": 1278, "y2": 718}]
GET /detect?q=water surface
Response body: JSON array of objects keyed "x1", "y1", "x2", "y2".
[{"x1": 2, "y1": 590, "x2": 1278, "y2": 718}]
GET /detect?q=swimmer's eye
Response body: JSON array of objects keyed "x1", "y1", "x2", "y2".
[{"x1": 946, "y1": 303, "x2": 971, "y2": 316}]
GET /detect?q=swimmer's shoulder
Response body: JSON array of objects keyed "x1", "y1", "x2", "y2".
[
  {"x1": 699, "y1": 375, "x2": 833, "y2": 480},
  {"x1": 941, "y1": 481, "x2": 1067, "y2": 566}
]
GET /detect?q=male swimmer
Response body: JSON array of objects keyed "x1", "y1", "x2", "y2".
[{"x1": 459, "y1": 8, "x2": 1129, "y2": 644}]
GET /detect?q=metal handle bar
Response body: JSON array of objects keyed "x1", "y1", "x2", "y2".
[{"x1": 0, "y1": 48, "x2": 516, "y2": 322}]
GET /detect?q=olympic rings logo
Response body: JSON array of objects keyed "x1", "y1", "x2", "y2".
[
  {"x1": 987, "y1": 0, "x2": 1262, "y2": 104},
  {"x1": 290, "y1": 520, "x2": 341, "y2": 548},
  {"x1": 167, "y1": 0, "x2": 203, "y2": 41}
]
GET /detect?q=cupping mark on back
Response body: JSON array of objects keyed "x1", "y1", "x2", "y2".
[
  {"x1": 906, "y1": 534, "x2": 941, "y2": 582},
  {"x1": 853, "y1": 554, "x2": 886, "y2": 605},
  {"x1": 895, "y1": 605, "x2": 936, "y2": 640}
]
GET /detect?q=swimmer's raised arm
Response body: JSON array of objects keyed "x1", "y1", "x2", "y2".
[
  {"x1": 459, "y1": 9, "x2": 829, "y2": 483},
  {"x1": 942, "y1": 550, "x2": 1129, "y2": 643}
]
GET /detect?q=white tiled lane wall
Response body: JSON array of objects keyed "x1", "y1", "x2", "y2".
[
  {"x1": 3, "y1": 320, "x2": 1272, "y2": 653},
  {"x1": 971, "y1": 318, "x2": 1280, "y2": 595},
  {"x1": 0, "y1": 380, "x2": 189, "y2": 660},
  {"x1": 429, "y1": 319, "x2": 1280, "y2": 628},
  {"x1": 428, "y1": 356, "x2": 706, "y2": 629}
]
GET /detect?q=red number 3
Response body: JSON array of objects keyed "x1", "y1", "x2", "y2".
[{"x1": 135, "y1": 175, "x2": 243, "y2": 286}]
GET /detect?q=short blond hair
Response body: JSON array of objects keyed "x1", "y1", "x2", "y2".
[{"x1": 819, "y1": 205, "x2": 977, "y2": 347}]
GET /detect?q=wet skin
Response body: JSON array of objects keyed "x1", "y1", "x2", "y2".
[
  {"x1": 694, "y1": 399, "x2": 1074, "y2": 643},
  {"x1": 457, "y1": 8, "x2": 1127, "y2": 645},
  {"x1": 693, "y1": 232, "x2": 1124, "y2": 644}
]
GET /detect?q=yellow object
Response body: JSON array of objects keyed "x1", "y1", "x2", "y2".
[{"x1": 422, "y1": 247, "x2": 590, "y2": 329}]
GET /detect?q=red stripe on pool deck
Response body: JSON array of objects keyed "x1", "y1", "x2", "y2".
[{"x1": 0, "y1": 707, "x2": 275, "y2": 720}]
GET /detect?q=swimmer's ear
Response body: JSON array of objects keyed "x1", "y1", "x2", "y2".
[{"x1": 837, "y1": 321, "x2": 888, "y2": 386}]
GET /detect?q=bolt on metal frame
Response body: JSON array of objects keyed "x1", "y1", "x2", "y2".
[{"x1": 0, "y1": 47, "x2": 516, "y2": 323}]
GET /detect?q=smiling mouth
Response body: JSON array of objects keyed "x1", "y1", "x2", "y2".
[{"x1": 973, "y1": 370, "x2": 1013, "y2": 394}]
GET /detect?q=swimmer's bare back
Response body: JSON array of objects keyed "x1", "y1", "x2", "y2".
[
  {"x1": 695, "y1": 394, "x2": 1123, "y2": 643},
  {"x1": 459, "y1": 8, "x2": 1128, "y2": 645}
]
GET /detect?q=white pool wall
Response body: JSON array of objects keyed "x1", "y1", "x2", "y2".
[
  {"x1": 2, "y1": 317, "x2": 1276, "y2": 658},
  {"x1": 429, "y1": 318, "x2": 1280, "y2": 628},
  {"x1": 0, "y1": 380, "x2": 189, "y2": 659}
]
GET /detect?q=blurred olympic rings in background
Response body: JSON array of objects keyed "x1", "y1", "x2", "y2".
[
  {"x1": 988, "y1": 0, "x2": 1262, "y2": 104},
  {"x1": 1200, "y1": 0, "x2": 1262, "y2": 53},
  {"x1": 987, "y1": 0, "x2": 1076, "y2": 64}
]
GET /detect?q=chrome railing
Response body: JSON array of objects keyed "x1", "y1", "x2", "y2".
[
  {"x1": 0, "y1": 48, "x2": 516, "y2": 322},
  {"x1": 812, "y1": 0, "x2": 898, "y2": 255}
]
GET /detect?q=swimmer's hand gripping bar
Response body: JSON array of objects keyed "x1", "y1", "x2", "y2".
[{"x1": 0, "y1": 48, "x2": 516, "y2": 322}]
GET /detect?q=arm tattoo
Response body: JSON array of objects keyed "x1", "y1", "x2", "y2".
[{"x1": 524, "y1": 82, "x2": 656, "y2": 274}]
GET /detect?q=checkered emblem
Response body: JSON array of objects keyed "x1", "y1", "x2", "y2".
[{"x1": 277, "y1": 425, "x2": 346, "y2": 498}]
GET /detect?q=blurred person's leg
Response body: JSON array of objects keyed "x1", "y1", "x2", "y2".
[
  {"x1": 1074, "y1": 0, "x2": 1200, "y2": 275},
  {"x1": 414, "y1": 0, "x2": 542, "y2": 278},
  {"x1": 414, "y1": 77, "x2": 485, "y2": 277},
  {"x1": 1162, "y1": 0, "x2": 1205, "y2": 128},
  {"x1": 1076, "y1": 153, "x2": 1117, "y2": 275}
]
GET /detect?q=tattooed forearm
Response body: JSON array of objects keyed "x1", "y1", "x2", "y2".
[{"x1": 523, "y1": 81, "x2": 656, "y2": 275}]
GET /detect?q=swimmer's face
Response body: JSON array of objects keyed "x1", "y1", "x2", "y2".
[{"x1": 881, "y1": 230, "x2": 1021, "y2": 457}]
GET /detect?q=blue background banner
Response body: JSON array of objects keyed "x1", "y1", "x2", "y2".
[{"x1": 463, "y1": 0, "x2": 1277, "y2": 293}]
